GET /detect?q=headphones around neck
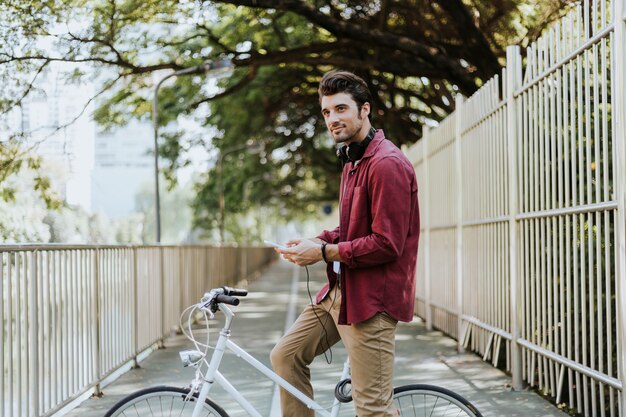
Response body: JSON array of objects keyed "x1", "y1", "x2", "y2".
[{"x1": 336, "y1": 127, "x2": 377, "y2": 163}]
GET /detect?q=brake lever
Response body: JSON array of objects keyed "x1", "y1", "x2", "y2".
[{"x1": 199, "y1": 292, "x2": 218, "y2": 319}]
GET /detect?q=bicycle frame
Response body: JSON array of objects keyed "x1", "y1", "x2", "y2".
[{"x1": 191, "y1": 303, "x2": 349, "y2": 417}]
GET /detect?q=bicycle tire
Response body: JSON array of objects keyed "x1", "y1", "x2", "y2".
[
  {"x1": 104, "y1": 385, "x2": 229, "y2": 417},
  {"x1": 393, "y1": 384, "x2": 483, "y2": 417}
]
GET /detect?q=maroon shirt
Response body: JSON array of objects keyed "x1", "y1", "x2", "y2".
[{"x1": 316, "y1": 130, "x2": 420, "y2": 324}]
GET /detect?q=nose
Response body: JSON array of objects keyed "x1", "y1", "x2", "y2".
[{"x1": 327, "y1": 111, "x2": 340, "y2": 125}]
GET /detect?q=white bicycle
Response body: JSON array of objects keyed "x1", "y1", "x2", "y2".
[{"x1": 105, "y1": 286, "x2": 484, "y2": 417}]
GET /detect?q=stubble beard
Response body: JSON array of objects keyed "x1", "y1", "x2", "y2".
[{"x1": 331, "y1": 116, "x2": 364, "y2": 145}]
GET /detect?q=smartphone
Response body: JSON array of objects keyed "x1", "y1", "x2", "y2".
[{"x1": 264, "y1": 240, "x2": 288, "y2": 250}]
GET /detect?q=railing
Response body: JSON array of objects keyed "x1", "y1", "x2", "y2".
[
  {"x1": 0, "y1": 244, "x2": 275, "y2": 417},
  {"x1": 406, "y1": 0, "x2": 626, "y2": 416}
]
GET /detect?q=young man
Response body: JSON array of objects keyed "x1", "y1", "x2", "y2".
[{"x1": 272, "y1": 70, "x2": 420, "y2": 417}]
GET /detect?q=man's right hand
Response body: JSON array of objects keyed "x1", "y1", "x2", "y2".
[{"x1": 277, "y1": 238, "x2": 325, "y2": 266}]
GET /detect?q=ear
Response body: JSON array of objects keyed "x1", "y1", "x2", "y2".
[{"x1": 360, "y1": 102, "x2": 370, "y2": 118}]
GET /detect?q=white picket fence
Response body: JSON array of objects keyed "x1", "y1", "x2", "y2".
[
  {"x1": 406, "y1": 0, "x2": 626, "y2": 415},
  {"x1": 0, "y1": 244, "x2": 275, "y2": 417}
]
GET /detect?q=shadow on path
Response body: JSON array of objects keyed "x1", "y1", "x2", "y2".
[{"x1": 64, "y1": 261, "x2": 567, "y2": 417}]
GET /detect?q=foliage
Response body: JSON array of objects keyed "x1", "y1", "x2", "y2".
[
  {"x1": 0, "y1": 162, "x2": 52, "y2": 242},
  {"x1": 0, "y1": 0, "x2": 578, "y2": 238},
  {"x1": 0, "y1": 138, "x2": 62, "y2": 209},
  {"x1": 43, "y1": 206, "x2": 119, "y2": 243}
]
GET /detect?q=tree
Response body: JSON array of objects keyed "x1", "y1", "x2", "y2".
[
  {"x1": 0, "y1": 0, "x2": 576, "y2": 237},
  {"x1": 0, "y1": 163, "x2": 52, "y2": 243}
]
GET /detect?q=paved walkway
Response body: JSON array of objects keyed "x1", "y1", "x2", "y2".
[{"x1": 66, "y1": 261, "x2": 567, "y2": 417}]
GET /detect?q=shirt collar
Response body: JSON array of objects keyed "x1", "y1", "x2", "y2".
[{"x1": 361, "y1": 129, "x2": 384, "y2": 160}]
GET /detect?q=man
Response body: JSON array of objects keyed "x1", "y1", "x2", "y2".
[{"x1": 272, "y1": 69, "x2": 420, "y2": 417}]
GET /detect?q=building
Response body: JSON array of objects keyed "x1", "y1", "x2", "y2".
[
  {"x1": 9, "y1": 64, "x2": 96, "y2": 211},
  {"x1": 91, "y1": 120, "x2": 154, "y2": 219}
]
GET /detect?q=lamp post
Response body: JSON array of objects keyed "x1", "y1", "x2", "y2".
[
  {"x1": 151, "y1": 58, "x2": 232, "y2": 243},
  {"x1": 217, "y1": 140, "x2": 264, "y2": 243},
  {"x1": 242, "y1": 173, "x2": 270, "y2": 206},
  {"x1": 242, "y1": 173, "x2": 271, "y2": 243}
]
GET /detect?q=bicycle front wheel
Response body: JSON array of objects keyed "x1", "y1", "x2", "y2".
[
  {"x1": 393, "y1": 384, "x2": 483, "y2": 417},
  {"x1": 104, "y1": 385, "x2": 229, "y2": 417}
]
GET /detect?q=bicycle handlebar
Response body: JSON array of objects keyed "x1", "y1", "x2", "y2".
[
  {"x1": 200, "y1": 286, "x2": 248, "y2": 312},
  {"x1": 215, "y1": 294, "x2": 240, "y2": 306},
  {"x1": 222, "y1": 286, "x2": 248, "y2": 296}
]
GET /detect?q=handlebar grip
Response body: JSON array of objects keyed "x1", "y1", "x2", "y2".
[
  {"x1": 222, "y1": 286, "x2": 248, "y2": 296},
  {"x1": 215, "y1": 294, "x2": 240, "y2": 306}
]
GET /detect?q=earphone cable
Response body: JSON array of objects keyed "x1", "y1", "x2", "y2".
[{"x1": 305, "y1": 265, "x2": 336, "y2": 364}]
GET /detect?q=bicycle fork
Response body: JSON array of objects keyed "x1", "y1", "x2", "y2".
[{"x1": 190, "y1": 306, "x2": 235, "y2": 417}]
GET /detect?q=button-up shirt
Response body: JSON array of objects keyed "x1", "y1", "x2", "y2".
[{"x1": 316, "y1": 130, "x2": 420, "y2": 324}]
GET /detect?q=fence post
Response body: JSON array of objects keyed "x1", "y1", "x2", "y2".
[
  {"x1": 506, "y1": 45, "x2": 523, "y2": 390},
  {"x1": 132, "y1": 248, "x2": 139, "y2": 368},
  {"x1": 93, "y1": 250, "x2": 102, "y2": 396},
  {"x1": 423, "y1": 127, "x2": 432, "y2": 331},
  {"x1": 158, "y1": 246, "x2": 165, "y2": 348},
  {"x1": 178, "y1": 246, "x2": 185, "y2": 333},
  {"x1": 613, "y1": 0, "x2": 626, "y2": 414},
  {"x1": 454, "y1": 96, "x2": 464, "y2": 352},
  {"x1": 29, "y1": 251, "x2": 39, "y2": 416}
]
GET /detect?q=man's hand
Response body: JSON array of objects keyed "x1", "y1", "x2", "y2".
[{"x1": 275, "y1": 238, "x2": 323, "y2": 266}]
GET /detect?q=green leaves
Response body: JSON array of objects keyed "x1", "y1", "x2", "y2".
[
  {"x1": 0, "y1": 0, "x2": 576, "y2": 242},
  {"x1": 0, "y1": 140, "x2": 63, "y2": 209}
]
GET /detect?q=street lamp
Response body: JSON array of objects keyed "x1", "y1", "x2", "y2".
[
  {"x1": 242, "y1": 173, "x2": 272, "y2": 243},
  {"x1": 242, "y1": 173, "x2": 271, "y2": 207},
  {"x1": 151, "y1": 58, "x2": 232, "y2": 243},
  {"x1": 217, "y1": 140, "x2": 264, "y2": 243}
]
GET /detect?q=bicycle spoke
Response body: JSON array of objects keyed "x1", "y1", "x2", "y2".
[
  {"x1": 106, "y1": 387, "x2": 227, "y2": 417},
  {"x1": 428, "y1": 398, "x2": 439, "y2": 417},
  {"x1": 441, "y1": 401, "x2": 451, "y2": 416},
  {"x1": 177, "y1": 397, "x2": 187, "y2": 417},
  {"x1": 393, "y1": 385, "x2": 482, "y2": 417}
]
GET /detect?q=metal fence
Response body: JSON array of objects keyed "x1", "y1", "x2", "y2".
[
  {"x1": 0, "y1": 244, "x2": 275, "y2": 417},
  {"x1": 406, "y1": 0, "x2": 626, "y2": 415}
]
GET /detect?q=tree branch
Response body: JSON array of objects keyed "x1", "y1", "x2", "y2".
[
  {"x1": 211, "y1": 0, "x2": 480, "y2": 94},
  {"x1": 0, "y1": 59, "x2": 50, "y2": 115},
  {"x1": 435, "y1": 0, "x2": 501, "y2": 77},
  {"x1": 232, "y1": 41, "x2": 443, "y2": 78},
  {"x1": 0, "y1": 53, "x2": 182, "y2": 74},
  {"x1": 190, "y1": 65, "x2": 259, "y2": 107}
]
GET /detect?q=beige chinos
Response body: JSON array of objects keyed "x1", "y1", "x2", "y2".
[{"x1": 270, "y1": 285, "x2": 398, "y2": 417}]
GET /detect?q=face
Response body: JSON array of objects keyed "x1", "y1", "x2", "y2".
[{"x1": 321, "y1": 92, "x2": 370, "y2": 145}]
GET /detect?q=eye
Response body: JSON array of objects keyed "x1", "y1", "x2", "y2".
[{"x1": 322, "y1": 110, "x2": 330, "y2": 118}]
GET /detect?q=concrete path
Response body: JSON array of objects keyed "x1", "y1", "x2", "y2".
[{"x1": 65, "y1": 261, "x2": 567, "y2": 417}]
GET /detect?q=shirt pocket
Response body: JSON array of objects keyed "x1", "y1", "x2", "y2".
[{"x1": 349, "y1": 186, "x2": 369, "y2": 223}]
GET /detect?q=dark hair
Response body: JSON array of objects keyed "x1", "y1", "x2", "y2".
[{"x1": 318, "y1": 70, "x2": 373, "y2": 115}]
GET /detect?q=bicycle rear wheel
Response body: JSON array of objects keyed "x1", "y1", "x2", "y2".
[
  {"x1": 393, "y1": 384, "x2": 483, "y2": 417},
  {"x1": 104, "y1": 385, "x2": 229, "y2": 417}
]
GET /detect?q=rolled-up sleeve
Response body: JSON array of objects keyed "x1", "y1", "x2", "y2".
[
  {"x1": 317, "y1": 226, "x2": 340, "y2": 244},
  {"x1": 338, "y1": 156, "x2": 413, "y2": 268}
]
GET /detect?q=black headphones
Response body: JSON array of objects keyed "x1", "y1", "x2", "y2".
[{"x1": 336, "y1": 127, "x2": 377, "y2": 163}]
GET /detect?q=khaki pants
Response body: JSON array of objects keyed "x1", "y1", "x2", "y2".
[{"x1": 270, "y1": 285, "x2": 398, "y2": 417}]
